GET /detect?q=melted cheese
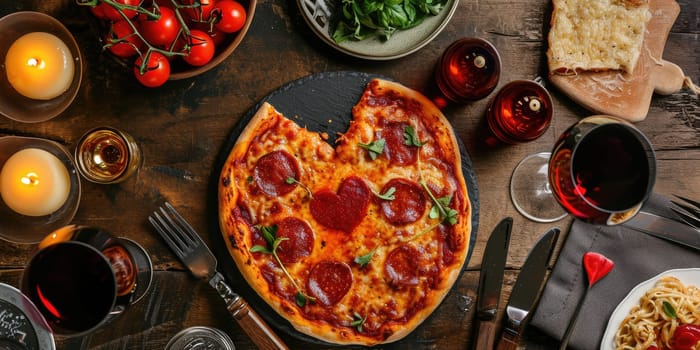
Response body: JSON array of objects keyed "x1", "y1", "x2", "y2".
[{"x1": 547, "y1": 0, "x2": 651, "y2": 74}]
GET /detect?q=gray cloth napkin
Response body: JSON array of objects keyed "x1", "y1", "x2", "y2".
[{"x1": 530, "y1": 193, "x2": 700, "y2": 349}]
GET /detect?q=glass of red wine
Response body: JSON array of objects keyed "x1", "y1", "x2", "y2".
[
  {"x1": 20, "y1": 225, "x2": 153, "y2": 337},
  {"x1": 510, "y1": 115, "x2": 656, "y2": 224}
]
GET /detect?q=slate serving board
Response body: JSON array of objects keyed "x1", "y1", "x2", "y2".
[{"x1": 208, "y1": 71, "x2": 479, "y2": 345}]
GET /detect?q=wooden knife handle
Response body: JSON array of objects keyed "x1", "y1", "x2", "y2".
[
  {"x1": 228, "y1": 296, "x2": 289, "y2": 350},
  {"x1": 495, "y1": 329, "x2": 520, "y2": 350},
  {"x1": 473, "y1": 319, "x2": 497, "y2": 350}
]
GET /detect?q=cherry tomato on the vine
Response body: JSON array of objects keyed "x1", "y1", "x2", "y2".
[
  {"x1": 91, "y1": 0, "x2": 140, "y2": 21},
  {"x1": 106, "y1": 20, "x2": 145, "y2": 58},
  {"x1": 182, "y1": 30, "x2": 216, "y2": 66},
  {"x1": 138, "y1": 7, "x2": 181, "y2": 47},
  {"x1": 134, "y1": 52, "x2": 171, "y2": 87},
  {"x1": 182, "y1": 0, "x2": 217, "y2": 22},
  {"x1": 213, "y1": 0, "x2": 246, "y2": 33}
]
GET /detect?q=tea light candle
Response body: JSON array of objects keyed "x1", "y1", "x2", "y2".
[
  {"x1": 4, "y1": 32, "x2": 75, "y2": 100},
  {"x1": 0, "y1": 148, "x2": 71, "y2": 216}
]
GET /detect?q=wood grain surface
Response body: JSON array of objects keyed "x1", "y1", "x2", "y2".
[{"x1": 0, "y1": 0, "x2": 697, "y2": 349}]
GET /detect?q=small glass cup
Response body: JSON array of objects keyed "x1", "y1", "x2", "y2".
[
  {"x1": 20, "y1": 225, "x2": 153, "y2": 337},
  {"x1": 75, "y1": 127, "x2": 142, "y2": 184},
  {"x1": 434, "y1": 37, "x2": 501, "y2": 104},
  {"x1": 486, "y1": 79, "x2": 553, "y2": 144}
]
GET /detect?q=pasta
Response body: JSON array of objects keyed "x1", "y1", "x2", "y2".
[{"x1": 615, "y1": 276, "x2": 700, "y2": 349}]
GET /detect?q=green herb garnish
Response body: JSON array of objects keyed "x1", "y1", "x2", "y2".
[
  {"x1": 250, "y1": 225, "x2": 316, "y2": 307},
  {"x1": 404, "y1": 126, "x2": 426, "y2": 147},
  {"x1": 351, "y1": 312, "x2": 367, "y2": 332},
  {"x1": 372, "y1": 187, "x2": 396, "y2": 201},
  {"x1": 359, "y1": 139, "x2": 386, "y2": 160},
  {"x1": 354, "y1": 248, "x2": 377, "y2": 268},
  {"x1": 420, "y1": 181, "x2": 457, "y2": 225},
  {"x1": 662, "y1": 301, "x2": 678, "y2": 319},
  {"x1": 285, "y1": 177, "x2": 313, "y2": 199}
]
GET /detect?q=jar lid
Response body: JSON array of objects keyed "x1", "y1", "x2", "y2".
[
  {"x1": 0, "y1": 283, "x2": 55, "y2": 350},
  {"x1": 166, "y1": 326, "x2": 236, "y2": 350}
]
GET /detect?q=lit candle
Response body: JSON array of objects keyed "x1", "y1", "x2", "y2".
[
  {"x1": 4, "y1": 32, "x2": 75, "y2": 100},
  {"x1": 0, "y1": 148, "x2": 71, "y2": 216}
]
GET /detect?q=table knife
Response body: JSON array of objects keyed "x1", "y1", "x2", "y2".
[
  {"x1": 622, "y1": 210, "x2": 700, "y2": 250},
  {"x1": 473, "y1": 217, "x2": 513, "y2": 350},
  {"x1": 496, "y1": 227, "x2": 560, "y2": 350}
]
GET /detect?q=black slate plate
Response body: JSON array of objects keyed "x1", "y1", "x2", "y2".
[{"x1": 208, "y1": 71, "x2": 480, "y2": 345}]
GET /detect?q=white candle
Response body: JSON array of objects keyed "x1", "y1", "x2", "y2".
[
  {"x1": 0, "y1": 148, "x2": 71, "y2": 216},
  {"x1": 4, "y1": 32, "x2": 75, "y2": 100}
]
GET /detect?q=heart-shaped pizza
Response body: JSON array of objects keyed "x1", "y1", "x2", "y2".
[{"x1": 218, "y1": 78, "x2": 472, "y2": 345}]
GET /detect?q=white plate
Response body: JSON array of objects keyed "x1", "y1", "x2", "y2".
[
  {"x1": 297, "y1": 0, "x2": 459, "y2": 60},
  {"x1": 600, "y1": 268, "x2": 700, "y2": 350}
]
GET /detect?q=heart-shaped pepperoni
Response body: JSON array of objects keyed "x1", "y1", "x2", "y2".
[
  {"x1": 307, "y1": 261, "x2": 353, "y2": 306},
  {"x1": 583, "y1": 252, "x2": 614, "y2": 287},
  {"x1": 310, "y1": 176, "x2": 370, "y2": 233}
]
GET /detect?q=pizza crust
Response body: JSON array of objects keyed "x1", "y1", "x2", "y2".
[{"x1": 218, "y1": 79, "x2": 471, "y2": 345}]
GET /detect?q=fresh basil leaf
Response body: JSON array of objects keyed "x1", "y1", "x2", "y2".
[
  {"x1": 259, "y1": 225, "x2": 278, "y2": 247},
  {"x1": 374, "y1": 187, "x2": 396, "y2": 201},
  {"x1": 662, "y1": 301, "x2": 677, "y2": 319}
]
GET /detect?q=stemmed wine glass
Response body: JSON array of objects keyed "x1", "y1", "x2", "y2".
[{"x1": 510, "y1": 115, "x2": 656, "y2": 224}]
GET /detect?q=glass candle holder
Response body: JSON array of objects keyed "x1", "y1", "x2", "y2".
[
  {"x1": 0, "y1": 11, "x2": 83, "y2": 123},
  {"x1": 434, "y1": 37, "x2": 501, "y2": 104},
  {"x1": 75, "y1": 127, "x2": 143, "y2": 184},
  {"x1": 486, "y1": 79, "x2": 553, "y2": 144},
  {"x1": 0, "y1": 136, "x2": 81, "y2": 244}
]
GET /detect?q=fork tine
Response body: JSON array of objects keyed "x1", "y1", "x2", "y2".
[
  {"x1": 158, "y1": 206, "x2": 192, "y2": 251},
  {"x1": 163, "y1": 202, "x2": 200, "y2": 247},
  {"x1": 671, "y1": 195, "x2": 700, "y2": 229},
  {"x1": 149, "y1": 211, "x2": 188, "y2": 257}
]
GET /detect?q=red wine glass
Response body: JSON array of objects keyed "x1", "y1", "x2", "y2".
[
  {"x1": 20, "y1": 225, "x2": 153, "y2": 337},
  {"x1": 511, "y1": 115, "x2": 656, "y2": 224}
]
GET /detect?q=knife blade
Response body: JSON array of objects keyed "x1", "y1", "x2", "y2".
[
  {"x1": 473, "y1": 217, "x2": 513, "y2": 350},
  {"x1": 496, "y1": 227, "x2": 560, "y2": 350},
  {"x1": 622, "y1": 210, "x2": 700, "y2": 250}
]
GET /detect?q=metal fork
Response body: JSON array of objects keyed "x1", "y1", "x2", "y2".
[
  {"x1": 671, "y1": 194, "x2": 700, "y2": 229},
  {"x1": 149, "y1": 202, "x2": 288, "y2": 350}
]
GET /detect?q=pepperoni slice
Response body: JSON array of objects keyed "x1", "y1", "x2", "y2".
[
  {"x1": 253, "y1": 150, "x2": 299, "y2": 197},
  {"x1": 275, "y1": 217, "x2": 314, "y2": 264},
  {"x1": 379, "y1": 178, "x2": 426, "y2": 225},
  {"x1": 307, "y1": 261, "x2": 353, "y2": 306},
  {"x1": 381, "y1": 122, "x2": 418, "y2": 166},
  {"x1": 310, "y1": 176, "x2": 370, "y2": 233},
  {"x1": 384, "y1": 244, "x2": 421, "y2": 288}
]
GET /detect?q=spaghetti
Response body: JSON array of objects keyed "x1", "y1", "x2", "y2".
[{"x1": 615, "y1": 276, "x2": 700, "y2": 350}]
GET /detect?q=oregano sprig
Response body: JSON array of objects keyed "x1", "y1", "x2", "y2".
[
  {"x1": 358, "y1": 139, "x2": 386, "y2": 160},
  {"x1": 354, "y1": 248, "x2": 377, "y2": 268},
  {"x1": 404, "y1": 126, "x2": 426, "y2": 147},
  {"x1": 286, "y1": 177, "x2": 313, "y2": 199},
  {"x1": 351, "y1": 312, "x2": 367, "y2": 332},
  {"x1": 420, "y1": 180, "x2": 458, "y2": 225},
  {"x1": 372, "y1": 187, "x2": 396, "y2": 201},
  {"x1": 250, "y1": 225, "x2": 316, "y2": 307}
]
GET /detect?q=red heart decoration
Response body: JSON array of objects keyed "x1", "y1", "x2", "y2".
[
  {"x1": 583, "y1": 252, "x2": 614, "y2": 287},
  {"x1": 310, "y1": 176, "x2": 371, "y2": 233}
]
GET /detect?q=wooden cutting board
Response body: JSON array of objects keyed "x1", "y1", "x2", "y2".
[{"x1": 550, "y1": 0, "x2": 684, "y2": 122}]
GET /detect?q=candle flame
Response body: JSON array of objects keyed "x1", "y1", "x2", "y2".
[
  {"x1": 26, "y1": 57, "x2": 45, "y2": 69},
  {"x1": 21, "y1": 172, "x2": 40, "y2": 186}
]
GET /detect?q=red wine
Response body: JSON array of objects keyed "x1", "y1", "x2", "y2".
[
  {"x1": 549, "y1": 120, "x2": 655, "y2": 224},
  {"x1": 21, "y1": 242, "x2": 118, "y2": 335}
]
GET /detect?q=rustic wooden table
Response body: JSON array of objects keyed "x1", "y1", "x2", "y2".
[{"x1": 1, "y1": 0, "x2": 697, "y2": 349}]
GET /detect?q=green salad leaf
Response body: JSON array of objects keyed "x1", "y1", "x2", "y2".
[{"x1": 332, "y1": 0, "x2": 448, "y2": 43}]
